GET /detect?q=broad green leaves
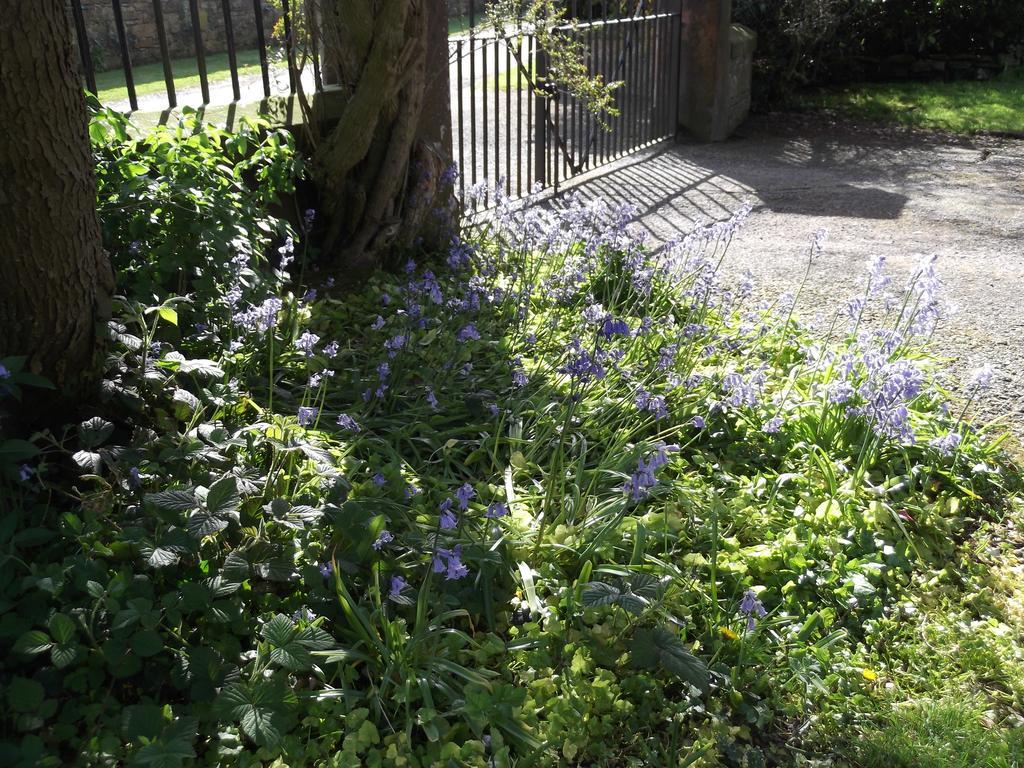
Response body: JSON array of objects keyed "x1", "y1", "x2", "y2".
[
  {"x1": 216, "y1": 678, "x2": 296, "y2": 748},
  {"x1": 631, "y1": 627, "x2": 709, "y2": 693}
]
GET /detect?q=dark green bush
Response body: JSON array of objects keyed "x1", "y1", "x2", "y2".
[{"x1": 735, "y1": 0, "x2": 1024, "y2": 105}]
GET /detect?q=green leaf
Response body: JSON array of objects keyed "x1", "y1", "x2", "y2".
[
  {"x1": 141, "y1": 544, "x2": 181, "y2": 568},
  {"x1": 631, "y1": 627, "x2": 708, "y2": 693},
  {"x1": 79, "y1": 416, "x2": 114, "y2": 449},
  {"x1": 205, "y1": 476, "x2": 239, "y2": 520},
  {"x1": 122, "y1": 703, "x2": 166, "y2": 741},
  {"x1": 128, "y1": 717, "x2": 198, "y2": 768},
  {"x1": 186, "y1": 510, "x2": 229, "y2": 538},
  {"x1": 72, "y1": 449, "x2": 103, "y2": 473},
  {"x1": 7, "y1": 677, "x2": 45, "y2": 712},
  {"x1": 0, "y1": 439, "x2": 38, "y2": 464},
  {"x1": 130, "y1": 630, "x2": 164, "y2": 658},
  {"x1": 47, "y1": 613, "x2": 77, "y2": 645},
  {"x1": 13, "y1": 630, "x2": 52, "y2": 656},
  {"x1": 261, "y1": 614, "x2": 312, "y2": 671},
  {"x1": 158, "y1": 306, "x2": 178, "y2": 326},
  {"x1": 216, "y1": 680, "x2": 294, "y2": 748},
  {"x1": 177, "y1": 359, "x2": 225, "y2": 378},
  {"x1": 145, "y1": 488, "x2": 197, "y2": 511},
  {"x1": 221, "y1": 551, "x2": 250, "y2": 584},
  {"x1": 50, "y1": 642, "x2": 80, "y2": 669}
]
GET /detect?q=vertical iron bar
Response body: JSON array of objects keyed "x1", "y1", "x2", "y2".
[
  {"x1": 470, "y1": 30, "x2": 477, "y2": 195},
  {"x1": 506, "y1": 36, "x2": 512, "y2": 197},
  {"x1": 616, "y1": 19, "x2": 625, "y2": 158},
  {"x1": 221, "y1": 0, "x2": 241, "y2": 101},
  {"x1": 482, "y1": 36, "x2": 489, "y2": 205},
  {"x1": 281, "y1": 0, "x2": 299, "y2": 94},
  {"x1": 188, "y1": 0, "x2": 210, "y2": 104},
  {"x1": 527, "y1": 35, "x2": 534, "y2": 191},
  {"x1": 111, "y1": 0, "x2": 138, "y2": 111},
  {"x1": 516, "y1": 34, "x2": 523, "y2": 197},
  {"x1": 534, "y1": 38, "x2": 547, "y2": 188},
  {"x1": 152, "y1": 0, "x2": 176, "y2": 108},
  {"x1": 553, "y1": 90, "x2": 560, "y2": 194},
  {"x1": 71, "y1": 0, "x2": 97, "y2": 94},
  {"x1": 626, "y1": 18, "x2": 634, "y2": 151},
  {"x1": 252, "y1": 0, "x2": 271, "y2": 97},
  {"x1": 494, "y1": 35, "x2": 500, "y2": 195},
  {"x1": 458, "y1": 39, "x2": 465, "y2": 204}
]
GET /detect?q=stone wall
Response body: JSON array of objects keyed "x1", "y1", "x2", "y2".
[{"x1": 73, "y1": 0, "x2": 279, "y2": 71}]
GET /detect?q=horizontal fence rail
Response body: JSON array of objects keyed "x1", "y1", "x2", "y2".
[{"x1": 449, "y1": 0, "x2": 681, "y2": 211}]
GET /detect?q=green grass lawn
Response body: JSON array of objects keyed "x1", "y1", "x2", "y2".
[
  {"x1": 449, "y1": 14, "x2": 472, "y2": 35},
  {"x1": 802, "y1": 70, "x2": 1024, "y2": 134},
  {"x1": 94, "y1": 48, "x2": 268, "y2": 104}
]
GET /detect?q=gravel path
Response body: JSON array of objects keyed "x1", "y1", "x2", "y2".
[{"x1": 558, "y1": 113, "x2": 1024, "y2": 449}]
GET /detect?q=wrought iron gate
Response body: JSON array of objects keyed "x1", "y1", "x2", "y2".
[{"x1": 448, "y1": 1, "x2": 682, "y2": 209}]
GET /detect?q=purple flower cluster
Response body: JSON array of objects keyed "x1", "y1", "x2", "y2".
[
  {"x1": 297, "y1": 406, "x2": 318, "y2": 427},
  {"x1": 560, "y1": 338, "x2": 606, "y2": 385},
  {"x1": 623, "y1": 443, "x2": 679, "y2": 501},
  {"x1": 432, "y1": 545, "x2": 469, "y2": 580},
  {"x1": 740, "y1": 588, "x2": 767, "y2": 631}
]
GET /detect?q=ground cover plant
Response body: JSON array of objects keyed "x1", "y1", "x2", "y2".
[
  {"x1": 0, "y1": 109, "x2": 1021, "y2": 768},
  {"x1": 800, "y1": 68, "x2": 1024, "y2": 135}
]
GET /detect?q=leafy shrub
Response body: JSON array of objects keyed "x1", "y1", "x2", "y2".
[
  {"x1": 89, "y1": 100, "x2": 301, "y2": 303},
  {"x1": 735, "y1": 0, "x2": 1024, "y2": 104},
  {"x1": 0, "y1": 119, "x2": 1017, "y2": 767}
]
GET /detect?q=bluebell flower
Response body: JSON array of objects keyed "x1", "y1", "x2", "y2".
[
  {"x1": 303, "y1": 288, "x2": 317, "y2": 302},
  {"x1": 763, "y1": 416, "x2": 784, "y2": 434},
  {"x1": 319, "y1": 562, "x2": 334, "y2": 579},
  {"x1": 303, "y1": 208, "x2": 316, "y2": 231},
  {"x1": 384, "y1": 335, "x2": 407, "y2": 358},
  {"x1": 739, "y1": 588, "x2": 767, "y2": 631},
  {"x1": 19, "y1": 464, "x2": 33, "y2": 482},
  {"x1": 323, "y1": 340, "x2": 340, "y2": 358},
  {"x1": 455, "y1": 483, "x2": 475, "y2": 510},
  {"x1": 600, "y1": 317, "x2": 631, "y2": 339},
  {"x1": 930, "y1": 431, "x2": 961, "y2": 457},
  {"x1": 296, "y1": 331, "x2": 320, "y2": 357},
  {"x1": 389, "y1": 575, "x2": 407, "y2": 598},
  {"x1": 297, "y1": 406, "x2": 319, "y2": 427},
  {"x1": 692, "y1": 415, "x2": 706, "y2": 429},
  {"x1": 373, "y1": 530, "x2": 394, "y2": 550},
  {"x1": 970, "y1": 364, "x2": 995, "y2": 389},
  {"x1": 439, "y1": 499, "x2": 458, "y2": 530},
  {"x1": 622, "y1": 443, "x2": 678, "y2": 501},
  {"x1": 336, "y1": 413, "x2": 360, "y2": 432},
  {"x1": 426, "y1": 388, "x2": 439, "y2": 410},
  {"x1": 458, "y1": 324, "x2": 481, "y2": 342},
  {"x1": 377, "y1": 361, "x2": 390, "y2": 380},
  {"x1": 485, "y1": 502, "x2": 508, "y2": 518},
  {"x1": 372, "y1": 473, "x2": 387, "y2": 487},
  {"x1": 371, "y1": 315, "x2": 386, "y2": 330},
  {"x1": 434, "y1": 545, "x2": 469, "y2": 580},
  {"x1": 128, "y1": 466, "x2": 141, "y2": 490}
]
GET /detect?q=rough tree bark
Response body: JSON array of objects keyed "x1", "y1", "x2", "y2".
[
  {"x1": 313, "y1": 0, "x2": 453, "y2": 270},
  {"x1": 0, "y1": 0, "x2": 114, "y2": 408}
]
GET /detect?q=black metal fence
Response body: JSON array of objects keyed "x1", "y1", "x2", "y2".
[
  {"x1": 69, "y1": 1, "x2": 680, "y2": 208},
  {"x1": 68, "y1": 0, "x2": 312, "y2": 112},
  {"x1": 449, "y1": 1, "x2": 681, "y2": 209}
]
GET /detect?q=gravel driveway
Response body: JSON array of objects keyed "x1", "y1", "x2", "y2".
[{"x1": 558, "y1": 113, "x2": 1024, "y2": 449}]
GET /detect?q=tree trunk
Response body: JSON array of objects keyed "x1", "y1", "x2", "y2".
[
  {"x1": 0, "y1": 0, "x2": 113, "y2": 409},
  {"x1": 314, "y1": 0, "x2": 454, "y2": 271}
]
